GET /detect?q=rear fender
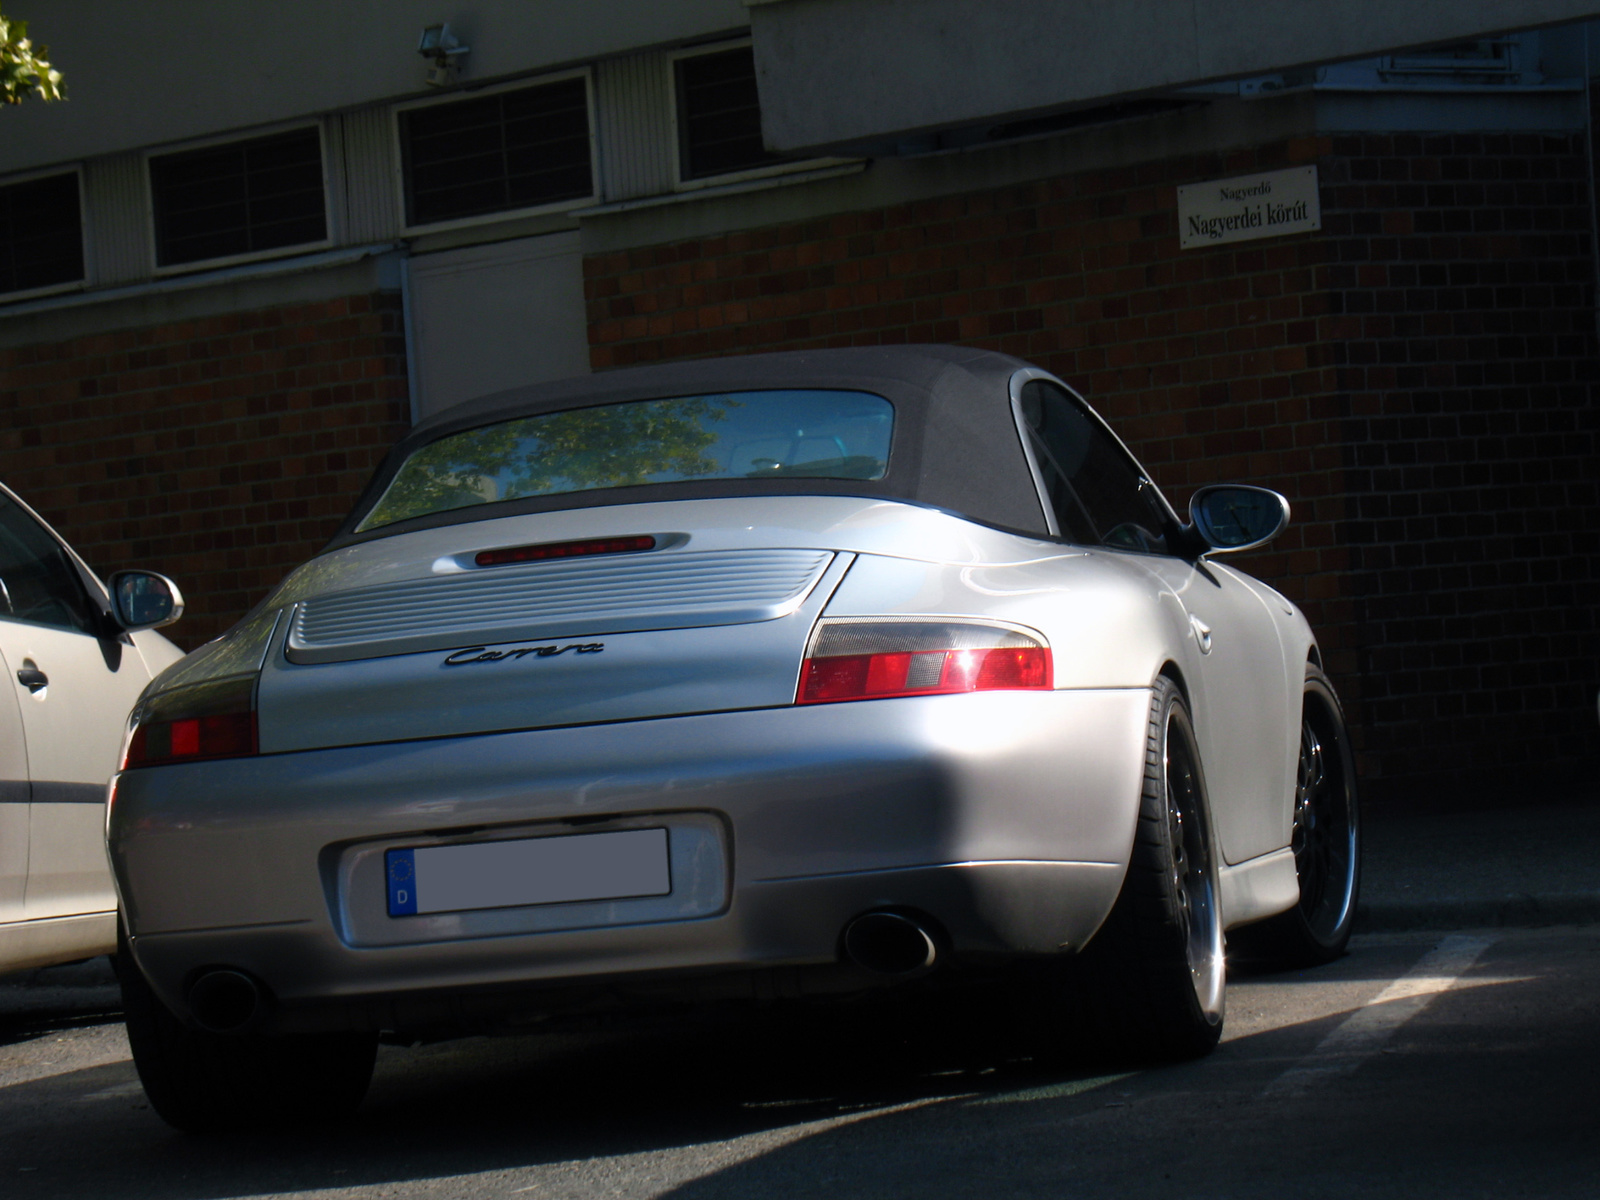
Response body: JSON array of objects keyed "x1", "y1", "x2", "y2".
[{"x1": 821, "y1": 551, "x2": 1195, "y2": 691}]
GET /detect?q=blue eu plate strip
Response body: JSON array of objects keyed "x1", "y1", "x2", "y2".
[{"x1": 386, "y1": 848, "x2": 418, "y2": 916}]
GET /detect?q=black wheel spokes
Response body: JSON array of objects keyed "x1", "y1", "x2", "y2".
[
  {"x1": 1293, "y1": 724, "x2": 1325, "y2": 899},
  {"x1": 1167, "y1": 727, "x2": 1219, "y2": 1016},
  {"x1": 1294, "y1": 706, "x2": 1353, "y2": 938},
  {"x1": 1168, "y1": 777, "x2": 1191, "y2": 946}
]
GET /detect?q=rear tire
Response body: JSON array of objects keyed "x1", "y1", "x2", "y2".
[
  {"x1": 1234, "y1": 667, "x2": 1360, "y2": 967},
  {"x1": 116, "y1": 937, "x2": 377, "y2": 1134},
  {"x1": 1070, "y1": 677, "x2": 1225, "y2": 1062}
]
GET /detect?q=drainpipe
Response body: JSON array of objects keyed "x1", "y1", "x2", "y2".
[
  {"x1": 1587, "y1": 31, "x2": 1600, "y2": 344},
  {"x1": 399, "y1": 247, "x2": 421, "y2": 427}
]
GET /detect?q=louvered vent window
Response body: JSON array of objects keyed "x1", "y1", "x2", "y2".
[
  {"x1": 149, "y1": 127, "x2": 326, "y2": 267},
  {"x1": 676, "y1": 46, "x2": 789, "y2": 180},
  {"x1": 0, "y1": 173, "x2": 83, "y2": 296},
  {"x1": 401, "y1": 76, "x2": 593, "y2": 227}
]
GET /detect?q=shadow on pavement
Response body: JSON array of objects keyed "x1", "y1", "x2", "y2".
[
  {"x1": 0, "y1": 957, "x2": 122, "y2": 1049},
  {"x1": 0, "y1": 937, "x2": 1593, "y2": 1199}
]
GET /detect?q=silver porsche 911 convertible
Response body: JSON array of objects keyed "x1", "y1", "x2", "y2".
[{"x1": 107, "y1": 345, "x2": 1358, "y2": 1131}]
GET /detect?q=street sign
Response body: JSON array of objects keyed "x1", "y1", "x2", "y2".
[{"x1": 1178, "y1": 165, "x2": 1321, "y2": 250}]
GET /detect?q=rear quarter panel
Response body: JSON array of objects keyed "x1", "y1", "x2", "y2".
[{"x1": 821, "y1": 549, "x2": 1194, "y2": 691}]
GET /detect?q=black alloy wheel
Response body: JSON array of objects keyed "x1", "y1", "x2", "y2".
[
  {"x1": 1164, "y1": 696, "x2": 1226, "y2": 1025},
  {"x1": 1234, "y1": 666, "x2": 1360, "y2": 967},
  {"x1": 1292, "y1": 697, "x2": 1356, "y2": 944}
]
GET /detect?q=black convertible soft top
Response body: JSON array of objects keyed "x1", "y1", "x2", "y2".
[{"x1": 328, "y1": 345, "x2": 1053, "y2": 548}]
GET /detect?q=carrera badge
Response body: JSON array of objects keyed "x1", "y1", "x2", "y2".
[{"x1": 443, "y1": 642, "x2": 605, "y2": 665}]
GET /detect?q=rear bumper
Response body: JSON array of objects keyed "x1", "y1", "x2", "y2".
[{"x1": 109, "y1": 688, "x2": 1148, "y2": 1026}]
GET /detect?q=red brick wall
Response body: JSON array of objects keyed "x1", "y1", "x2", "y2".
[
  {"x1": 1319, "y1": 132, "x2": 1600, "y2": 798},
  {"x1": 0, "y1": 292, "x2": 410, "y2": 649},
  {"x1": 584, "y1": 134, "x2": 1600, "y2": 803}
]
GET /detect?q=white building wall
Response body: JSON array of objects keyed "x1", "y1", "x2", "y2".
[
  {"x1": 9, "y1": 2, "x2": 1591, "y2": 413},
  {"x1": 0, "y1": 0, "x2": 749, "y2": 175},
  {"x1": 749, "y1": 0, "x2": 1600, "y2": 153}
]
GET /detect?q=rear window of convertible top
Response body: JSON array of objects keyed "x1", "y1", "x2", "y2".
[{"x1": 356, "y1": 389, "x2": 895, "y2": 532}]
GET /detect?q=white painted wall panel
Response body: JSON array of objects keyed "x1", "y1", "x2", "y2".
[{"x1": 408, "y1": 232, "x2": 590, "y2": 419}]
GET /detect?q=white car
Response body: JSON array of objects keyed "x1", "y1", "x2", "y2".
[
  {"x1": 0, "y1": 483, "x2": 184, "y2": 976},
  {"x1": 109, "y1": 346, "x2": 1359, "y2": 1131}
]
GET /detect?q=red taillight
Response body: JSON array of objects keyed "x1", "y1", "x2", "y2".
[
  {"x1": 475, "y1": 535, "x2": 656, "y2": 568},
  {"x1": 797, "y1": 620, "x2": 1052, "y2": 704},
  {"x1": 121, "y1": 675, "x2": 258, "y2": 770}
]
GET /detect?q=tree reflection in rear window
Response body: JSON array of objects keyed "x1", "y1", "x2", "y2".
[{"x1": 357, "y1": 390, "x2": 894, "y2": 531}]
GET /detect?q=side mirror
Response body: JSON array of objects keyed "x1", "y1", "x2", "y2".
[
  {"x1": 1189, "y1": 485, "x2": 1290, "y2": 554},
  {"x1": 108, "y1": 571, "x2": 185, "y2": 631}
]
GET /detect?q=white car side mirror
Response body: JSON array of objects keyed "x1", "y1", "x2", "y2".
[{"x1": 108, "y1": 570, "x2": 185, "y2": 631}]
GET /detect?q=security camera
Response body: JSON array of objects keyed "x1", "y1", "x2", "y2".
[
  {"x1": 418, "y1": 22, "x2": 470, "y2": 86},
  {"x1": 418, "y1": 24, "x2": 469, "y2": 59}
]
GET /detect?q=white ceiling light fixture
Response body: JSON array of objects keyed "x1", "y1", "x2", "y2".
[{"x1": 418, "y1": 23, "x2": 470, "y2": 87}]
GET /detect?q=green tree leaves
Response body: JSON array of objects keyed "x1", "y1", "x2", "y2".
[
  {"x1": 356, "y1": 389, "x2": 894, "y2": 533},
  {"x1": 1, "y1": 7, "x2": 63, "y2": 105},
  {"x1": 362, "y1": 396, "x2": 733, "y2": 530}
]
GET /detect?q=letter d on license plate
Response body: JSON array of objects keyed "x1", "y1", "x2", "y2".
[{"x1": 386, "y1": 827, "x2": 670, "y2": 917}]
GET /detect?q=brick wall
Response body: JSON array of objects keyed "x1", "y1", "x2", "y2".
[
  {"x1": 0, "y1": 292, "x2": 410, "y2": 649},
  {"x1": 1320, "y1": 133, "x2": 1600, "y2": 800},
  {"x1": 584, "y1": 134, "x2": 1600, "y2": 803}
]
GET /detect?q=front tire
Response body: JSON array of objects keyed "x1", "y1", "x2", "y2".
[
  {"x1": 1073, "y1": 676, "x2": 1225, "y2": 1062},
  {"x1": 116, "y1": 938, "x2": 377, "y2": 1134},
  {"x1": 1238, "y1": 666, "x2": 1360, "y2": 966}
]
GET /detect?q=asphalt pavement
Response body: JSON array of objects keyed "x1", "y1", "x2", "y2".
[{"x1": 1358, "y1": 797, "x2": 1600, "y2": 932}]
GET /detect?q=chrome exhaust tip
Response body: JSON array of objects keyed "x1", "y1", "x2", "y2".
[
  {"x1": 842, "y1": 911, "x2": 939, "y2": 975},
  {"x1": 186, "y1": 968, "x2": 267, "y2": 1034}
]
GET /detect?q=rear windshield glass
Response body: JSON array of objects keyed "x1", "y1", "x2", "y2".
[{"x1": 357, "y1": 389, "x2": 894, "y2": 531}]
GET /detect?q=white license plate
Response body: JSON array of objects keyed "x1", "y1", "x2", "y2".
[{"x1": 385, "y1": 827, "x2": 670, "y2": 917}]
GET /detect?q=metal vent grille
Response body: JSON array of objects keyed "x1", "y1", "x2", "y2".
[{"x1": 287, "y1": 548, "x2": 834, "y2": 664}]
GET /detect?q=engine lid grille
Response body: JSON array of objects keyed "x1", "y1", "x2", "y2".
[{"x1": 286, "y1": 547, "x2": 835, "y2": 664}]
